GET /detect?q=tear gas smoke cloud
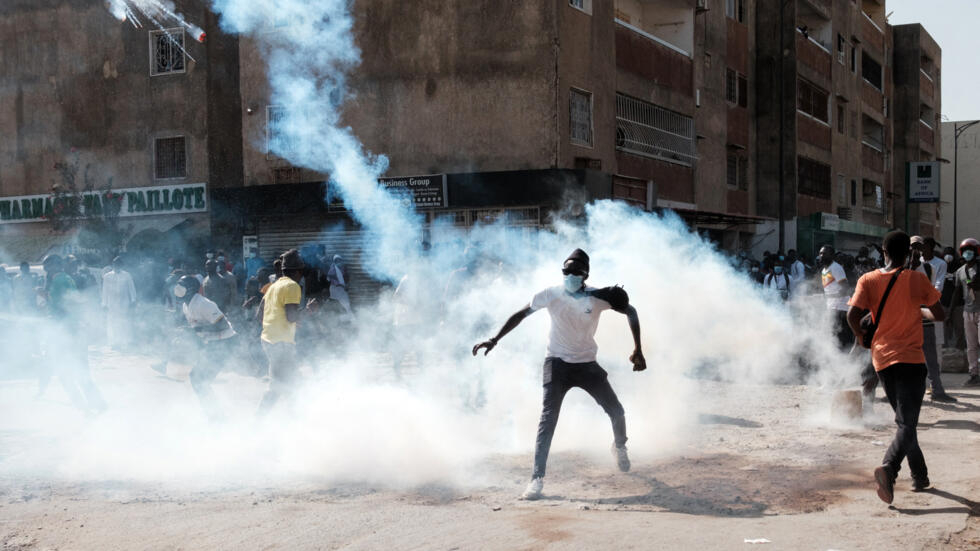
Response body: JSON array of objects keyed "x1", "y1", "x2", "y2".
[{"x1": 0, "y1": 0, "x2": 866, "y2": 489}]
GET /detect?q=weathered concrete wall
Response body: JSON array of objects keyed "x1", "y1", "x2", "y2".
[
  {"x1": 238, "y1": 0, "x2": 559, "y2": 187},
  {"x1": 891, "y1": 23, "x2": 942, "y2": 237},
  {"x1": 0, "y1": 0, "x2": 214, "y2": 195},
  {"x1": 0, "y1": 0, "x2": 241, "y2": 251}
]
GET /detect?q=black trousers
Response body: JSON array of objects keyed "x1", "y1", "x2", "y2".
[
  {"x1": 878, "y1": 363, "x2": 928, "y2": 482},
  {"x1": 532, "y1": 357, "x2": 627, "y2": 479}
]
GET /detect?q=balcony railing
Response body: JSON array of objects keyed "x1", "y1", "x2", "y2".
[{"x1": 614, "y1": 18, "x2": 690, "y2": 58}]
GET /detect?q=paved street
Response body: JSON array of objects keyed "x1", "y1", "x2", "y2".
[{"x1": 2, "y1": 349, "x2": 978, "y2": 550}]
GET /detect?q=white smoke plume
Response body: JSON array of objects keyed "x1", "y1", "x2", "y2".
[{"x1": 0, "y1": 0, "x2": 868, "y2": 490}]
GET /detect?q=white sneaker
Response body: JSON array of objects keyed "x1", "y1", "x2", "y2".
[
  {"x1": 521, "y1": 477, "x2": 543, "y2": 500},
  {"x1": 612, "y1": 443, "x2": 630, "y2": 472}
]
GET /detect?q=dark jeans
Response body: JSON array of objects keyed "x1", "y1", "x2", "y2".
[
  {"x1": 834, "y1": 310, "x2": 855, "y2": 350},
  {"x1": 532, "y1": 357, "x2": 627, "y2": 479},
  {"x1": 878, "y1": 363, "x2": 928, "y2": 482},
  {"x1": 922, "y1": 323, "x2": 945, "y2": 395}
]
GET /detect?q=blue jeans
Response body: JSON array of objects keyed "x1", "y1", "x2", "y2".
[{"x1": 532, "y1": 357, "x2": 627, "y2": 478}]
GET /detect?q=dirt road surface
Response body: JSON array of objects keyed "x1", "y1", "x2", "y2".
[{"x1": 2, "y1": 349, "x2": 978, "y2": 550}]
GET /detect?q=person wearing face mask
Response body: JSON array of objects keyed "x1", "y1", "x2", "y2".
[
  {"x1": 909, "y1": 237, "x2": 956, "y2": 402},
  {"x1": 940, "y1": 247, "x2": 960, "y2": 348},
  {"x1": 173, "y1": 274, "x2": 237, "y2": 417},
  {"x1": 819, "y1": 245, "x2": 853, "y2": 349},
  {"x1": 949, "y1": 238, "x2": 980, "y2": 386},
  {"x1": 764, "y1": 259, "x2": 791, "y2": 300},
  {"x1": 472, "y1": 249, "x2": 645, "y2": 501}
]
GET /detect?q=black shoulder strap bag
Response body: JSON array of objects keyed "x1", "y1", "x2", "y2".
[{"x1": 859, "y1": 268, "x2": 903, "y2": 348}]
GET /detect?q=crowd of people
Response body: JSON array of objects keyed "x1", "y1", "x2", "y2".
[{"x1": 0, "y1": 245, "x2": 355, "y2": 416}]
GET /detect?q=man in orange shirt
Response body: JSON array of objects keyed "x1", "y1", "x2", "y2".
[{"x1": 846, "y1": 231, "x2": 945, "y2": 504}]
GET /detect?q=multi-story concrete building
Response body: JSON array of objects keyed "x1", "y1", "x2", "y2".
[
  {"x1": 1, "y1": 0, "x2": 943, "y2": 276},
  {"x1": 0, "y1": 0, "x2": 241, "y2": 264},
  {"x1": 224, "y1": 0, "x2": 769, "y2": 281},
  {"x1": 940, "y1": 121, "x2": 980, "y2": 247},
  {"x1": 891, "y1": 23, "x2": 942, "y2": 239},
  {"x1": 754, "y1": 0, "x2": 908, "y2": 257}
]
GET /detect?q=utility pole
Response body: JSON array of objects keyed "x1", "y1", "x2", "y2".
[{"x1": 953, "y1": 120, "x2": 980, "y2": 248}]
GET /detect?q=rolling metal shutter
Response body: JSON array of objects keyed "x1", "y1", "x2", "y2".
[{"x1": 257, "y1": 218, "x2": 382, "y2": 306}]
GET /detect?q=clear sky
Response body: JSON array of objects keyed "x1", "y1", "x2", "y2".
[{"x1": 886, "y1": 0, "x2": 976, "y2": 122}]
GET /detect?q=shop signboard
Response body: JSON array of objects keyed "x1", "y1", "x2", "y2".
[
  {"x1": 379, "y1": 174, "x2": 447, "y2": 209},
  {"x1": 0, "y1": 183, "x2": 208, "y2": 224}
]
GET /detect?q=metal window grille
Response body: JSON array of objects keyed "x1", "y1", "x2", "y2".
[
  {"x1": 150, "y1": 29, "x2": 185, "y2": 76},
  {"x1": 738, "y1": 156, "x2": 748, "y2": 190},
  {"x1": 615, "y1": 93, "x2": 696, "y2": 166},
  {"x1": 569, "y1": 89, "x2": 593, "y2": 146},
  {"x1": 725, "y1": 69, "x2": 737, "y2": 103},
  {"x1": 726, "y1": 153, "x2": 738, "y2": 187},
  {"x1": 154, "y1": 136, "x2": 186, "y2": 179},
  {"x1": 797, "y1": 156, "x2": 831, "y2": 199},
  {"x1": 797, "y1": 79, "x2": 829, "y2": 123},
  {"x1": 267, "y1": 106, "x2": 296, "y2": 158}
]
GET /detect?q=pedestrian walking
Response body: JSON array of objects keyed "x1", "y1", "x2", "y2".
[
  {"x1": 472, "y1": 249, "x2": 646, "y2": 500},
  {"x1": 847, "y1": 231, "x2": 945, "y2": 503}
]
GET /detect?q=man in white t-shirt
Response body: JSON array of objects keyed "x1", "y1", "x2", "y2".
[
  {"x1": 472, "y1": 249, "x2": 646, "y2": 501},
  {"x1": 819, "y1": 246, "x2": 853, "y2": 349},
  {"x1": 174, "y1": 275, "x2": 236, "y2": 416}
]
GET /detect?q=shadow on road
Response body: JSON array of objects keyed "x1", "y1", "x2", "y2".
[{"x1": 893, "y1": 488, "x2": 980, "y2": 516}]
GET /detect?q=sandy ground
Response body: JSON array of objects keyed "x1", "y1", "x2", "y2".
[{"x1": 2, "y1": 349, "x2": 979, "y2": 550}]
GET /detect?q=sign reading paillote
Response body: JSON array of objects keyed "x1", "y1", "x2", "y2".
[
  {"x1": 908, "y1": 162, "x2": 940, "y2": 203},
  {"x1": 379, "y1": 174, "x2": 447, "y2": 209},
  {"x1": 0, "y1": 183, "x2": 208, "y2": 224}
]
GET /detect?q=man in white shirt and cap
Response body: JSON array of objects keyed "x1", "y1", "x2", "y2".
[{"x1": 473, "y1": 248, "x2": 646, "y2": 500}]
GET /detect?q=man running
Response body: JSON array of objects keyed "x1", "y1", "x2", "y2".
[
  {"x1": 173, "y1": 274, "x2": 237, "y2": 418},
  {"x1": 473, "y1": 249, "x2": 645, "y2": 500}
]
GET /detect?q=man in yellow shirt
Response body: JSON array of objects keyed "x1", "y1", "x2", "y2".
[{"x1": 257, "y1": 249, "x2": 304, "y2": 413}]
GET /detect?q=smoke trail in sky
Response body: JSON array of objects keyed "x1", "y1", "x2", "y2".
[{"x1": 210, "y1": 0, "x2": 420, "y2": 281}]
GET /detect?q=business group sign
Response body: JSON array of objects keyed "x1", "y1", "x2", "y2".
[
  {"x1": 0, "y1": 183, "x2": 208, "y2": 224},
  {"x1": 908, "y1": 162, "x2": 940, "y2": 203}
]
